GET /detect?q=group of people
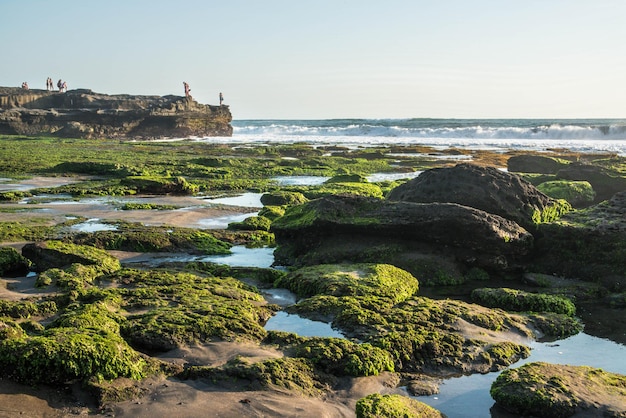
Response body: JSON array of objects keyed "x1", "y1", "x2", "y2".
[
  {"x1": 21, "y1": 82, "x2": 29, "y2": 90},
  {"x1": 183, "y1": 82, "x2": 225, "y2": 106},
  {"x1": 46, "y1": 77, "x2": 67, "y2": 92}
]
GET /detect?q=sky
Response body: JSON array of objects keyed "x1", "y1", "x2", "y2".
[{"x1": 2, "y1": 0, "x2": 626, "y2": 119}]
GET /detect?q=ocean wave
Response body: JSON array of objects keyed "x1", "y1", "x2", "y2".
[{"x1": 232, "y1": 119, "x2": 626, "y2": 140}]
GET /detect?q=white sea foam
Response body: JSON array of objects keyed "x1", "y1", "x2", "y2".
[{"x1": 192, "y1": 119, "x2": 626, "y2": 155}]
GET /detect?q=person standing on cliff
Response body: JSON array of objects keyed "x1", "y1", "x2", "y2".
[
  {"x1": 57, "y1": 79, "x2": 62, "y2": 91},
  {"x1": 183, "y1": 82, "x2": 191, "y2": 98},
  {"x1": 46, "y1": 77, "x2": 52, "y2": 91},
  {"x1": 219, "y1": 92, "x2": 224, "y2": 106}
]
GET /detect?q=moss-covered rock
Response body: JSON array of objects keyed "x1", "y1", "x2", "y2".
[
  {"x1": 21, "y1": 240, "x2": 121, "y2": 273},
  {"x1": 0, "y1": 299, "x2": 150, "y2": 385},
  {"x1": 355, "y1": 393, "x2": 446, "y2": 418},
  {"x1": 72, "y1": 225, "x2": 232, "y2": 254},
  {"x1": 0, "y1": 246, "x2": 31, "y2": 275},
  {"x1": 491, "y1": 362, "x2": 626, "y2": 418},
  {"x1": 227, "y1": 215, "x2": 272, "y2": 232},
  {"x1": 114, "y1": 269, "x2": 274, "y2": 351},
  {"x1": 261, "y1": 191, "x2": 308, "y2": 206},
  {"x1": 264, "y1": 333, "x2": 394, "y2": 377},
  {"x1": 537, "y1": 180, "x2": 595, "y2": 208},
  {"x1": 276, "y1": 263, "x2": 419, "y2": 304},
  {"x1": 471, "y1": 288, "x2": 576, "y2": 316}
]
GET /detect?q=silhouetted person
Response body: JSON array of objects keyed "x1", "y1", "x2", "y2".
[{"x1": 219, "y1": 92, "x2": 224, "y2": 105}]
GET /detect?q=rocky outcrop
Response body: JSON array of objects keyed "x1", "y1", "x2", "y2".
[
  {"x1": 0, "y1": 87, "x2": 232, "y2": 139},
  {"x1": 272, "y1": 194, "x2": 533, "y2": 271},
  {"x1": 386, "y1": 163, "x2": 569, "y2": 231}
]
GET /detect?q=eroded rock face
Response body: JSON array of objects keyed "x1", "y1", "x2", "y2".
[
  {"x1": 0, "y1": 87, "x2": 232, "y2": 139},
  {"x1": 386, "y1": 163, "x2": 563, "y2": 231}
]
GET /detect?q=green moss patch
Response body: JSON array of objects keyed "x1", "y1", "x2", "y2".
[
  {"x1": 112, "y1": 269, "x2": 274, "y2": 351},
  {"x1": 471, "y1": 288, "x2": 576, "y2": 316},
  {"x1": 491, "y1": 362, "x2": 626, "y2": 418},
  {"x1": 356, "y1": 393, "x2": 445, "y2": 418}
]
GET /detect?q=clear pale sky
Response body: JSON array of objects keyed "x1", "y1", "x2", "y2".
[{"x1": 2, "y1": 0, "x2": 625, "y2": 119}]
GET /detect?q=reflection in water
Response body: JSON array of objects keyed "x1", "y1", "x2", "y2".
[
  {"x1": 265, "y1": 311, "x2": 344, "y2": 338},
  {"x1": 417, "y1": 333, "x2": 626, "y2": 418},
  {"x1": 366, "y1": 171, "x2": 423, "y2": 182},
  {"x1": 196, "y1": 211, "x2": 259, "y2": 229},
  {"x1": 204, "y1": 192, "x2": 263, "y2": 207},
  {"x1": 271, "y1": 176, "x2": 329, "y2": 186},
  {"x1": 70, "y1": 219, "x2": 118, "y2": 233},
  {"x1": 199, "y1": 246, "x2": 275, "y2": 268}
]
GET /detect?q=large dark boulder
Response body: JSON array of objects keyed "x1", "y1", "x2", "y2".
[
  {"x1": 556, "y1": 162, "x2": 626, "y2": 203},
  {"x1": 272, "y1": 194, "x2": 533, "y2": 271},
  {"x1": 386, "y1": 163, "x2": 570, "y2": 231}
]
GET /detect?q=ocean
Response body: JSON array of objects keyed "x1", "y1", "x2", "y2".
[{"x1": 212, "y1": 118, "x2": 626, "y2": 155}]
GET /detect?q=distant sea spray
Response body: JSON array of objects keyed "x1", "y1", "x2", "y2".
[{"x1": 201, "y1": 119, "x2": 626, "y2": 155}]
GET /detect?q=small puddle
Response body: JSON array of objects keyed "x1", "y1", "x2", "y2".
[
  {"x1": 264, "y1": 311, "x2": 344, "y2": 338},
  {"x1": 199, "y1": 246, "x2": 274, "y2": 268},
  {"x1": 196, "y1": 211, "x2": 259, "y2": 229},
  {"x1": 366, "y1": 171, "x2": 423, "y2": 182},
  {"x1": 271, "y1": 176, "x2": 330, "y2": 186},
  {"x1": 70, "y1": 219, "x2": 118, "y2": 233},
  {"x1": 203, "y1": 192, "x2": 263, "y2": 207}
]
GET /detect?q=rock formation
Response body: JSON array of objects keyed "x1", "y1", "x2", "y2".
[{"x1": 0, "y1": 87, "x2": 232, "y2": 139}]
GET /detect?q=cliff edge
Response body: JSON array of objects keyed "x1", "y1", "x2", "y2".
[{"x1": 0, "y1": 87, "x2": 232, "y2": 139}]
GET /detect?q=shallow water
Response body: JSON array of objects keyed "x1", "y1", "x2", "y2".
[
  {"x1": 264, "y1": 311, "x2": 345, "y2": 338},
  {"x1": 271, "y1": 175, "x2": 330, "y2": 186},
  {"x1": 198, "y1": 245, "x2": 275, "y2": 268},
  {"x1": 366, "y1": 171, "x2": 423, "y2": 183},
  {"x1": 416, "y1": 333, "x2": 626, "y2": 417},
  {"x1": 202, "y1": 192, "x2": 263, "y2": 207},
  {"x1": 70, "y1": 219, "x2": 118, "y2": 233},
  {"x1": 195, "y1": 211, "x2": 259, "y2": 229}
]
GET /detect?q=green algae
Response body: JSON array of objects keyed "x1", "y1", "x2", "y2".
[
  {"x1": 537, "y1": 180, "x2": 595, "y2": 207},
  {"x1": 471, "y1": 287, "x2": 576, "y2": 316},
  {"x1": 111, "y1": 269, "x2": 274, "y2": 351},
  {"x1": 264, "y1": 332, "x2": 394, "y2": 377},
  {"x1": 275, "y1": 263, "x2": 419, "y2": 304},
  {"x1": 72, "y1": 224, "x2": 232, "y2": 254},
  {"x1": 356, "y1": 393, "x2": 445, "y2": 418},
  {"x1": 0, "y1": 246, "x2": 31, "y2": 274},
  {"x1": 491, "y1": 362, "x2": 626, "y2": 418}
]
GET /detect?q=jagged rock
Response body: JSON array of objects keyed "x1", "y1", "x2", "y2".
[
  {"x1": 507, "y1": 154, "x2": 570, "y2": 174},
  {"x1": 556, "y1": 162, "x2": 626, "y2": 203},
  {"x1": 272, "y1": 194, "x2": 533, "y2": 271},
  {"x1": 0, "y1": 87, "x2": 232, "y2": 139},
  {"x1": 386, "y1": 163, "x2": 570, "y2": 231}
]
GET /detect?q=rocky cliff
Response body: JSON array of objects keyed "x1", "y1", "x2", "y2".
[{"x1": 0, "y1": 87, "x2": 232, "y2": 139}]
